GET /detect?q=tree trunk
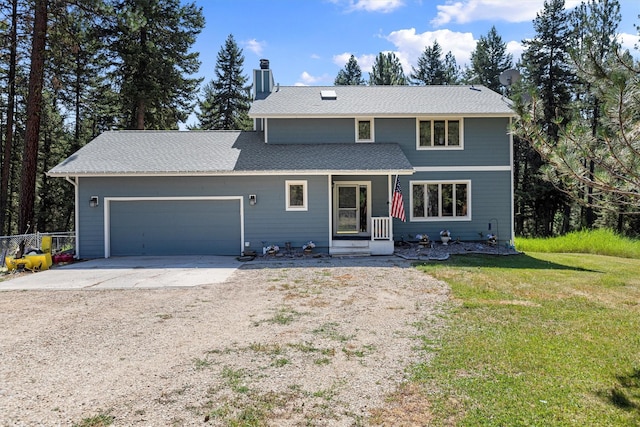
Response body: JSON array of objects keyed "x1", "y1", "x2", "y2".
[
  {"x1": 617, "y1": 210, "x2": 624, "y2": 234},
  {"x1": 74, "y1": 49, "x2": 82, "y2": 148},
  {"x1": 513, "y1": 139, "x2": 522, "y2": 235},
  {"x1": 562, "y1": 203, "x2": 571, "y2": 234},
  {"x1": 36, "y1": 125, "x2": 52, "y2": 232},
  {"x1": 64, "y1": 46, "x2": 83, "y2": 232},
  {"x1": 19, "y1": 0, "x2": 48, "y2": 234},
  {"x1": 136, "y1": 98, "x2": 145, "y2": 130},
  {"x1": 134, "y1": 24, "x2": 148, "y2": 130},
  {"x1": 586, "y1": 159, "x2": 596, "y2": 227},
  {"x1": 586, "y1": 96, "x2": 600, "y2": 228},
  {"x1": 0, "y1": 0, "x2": 18, "y2": 235}
]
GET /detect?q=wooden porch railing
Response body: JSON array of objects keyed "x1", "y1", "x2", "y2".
[{"x1": 371, "y1": 217, "x2": 391, "y2": 240}]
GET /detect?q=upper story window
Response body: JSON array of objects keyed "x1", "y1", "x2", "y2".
[
  {"x1": 417, "y1": 118, "x2": 463, "y2": 149},
  {"x1": 356, "y1": 118, "x2": 374, "y2": 142},
  {"x1": 410, "y1": 180, "x2": 470, "y2": 221},
  {"x1": 286, "y1": 180, "x2": 307, "y2": 211}
]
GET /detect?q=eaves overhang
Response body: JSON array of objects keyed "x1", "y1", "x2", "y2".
[
  {"x1": 48, "y1": 168, "x2": 416, "y2": 178},
  {"x1": 249, "y1": 112, "x2": 517, "y2": 119}
]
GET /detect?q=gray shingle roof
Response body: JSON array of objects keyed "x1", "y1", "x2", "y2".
[
  {"x1": 48, "y1": 130, "x2": 414, "y2": 176},
  {"x1": 249, "y1": 85, "x2": 515, "y2": 117}
]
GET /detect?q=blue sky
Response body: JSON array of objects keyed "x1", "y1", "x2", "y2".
[{"x1": 190, "y1": 0, "x2": 638, "y2": 89}]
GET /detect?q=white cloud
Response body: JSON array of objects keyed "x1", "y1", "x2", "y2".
[
  {"x1": 332, "y1": 52, "x2": 377, "y2": 73},
  {"x1": 348, "y1": 27, "x2": 524, "y2": 78},
  {"x1": 357, "y1": 54, "x2": 377, "y2": 72},
  {"x1": 386, "y1": 28, "x2": 477, "y2": 69},
  {"x1": 618, "y1": 32, "x2": 640, "y2": 54},
  {"x1": 431, "y1": 0, "x2": 583, "y2": 27},
  {"x1": 311, "y1": 53, "x2": 322, "y2": 60},
  {"x1": 506, "y1": 40, "x2": 524, "y2": 64},
  {"x1": 335, "y1": 0, "x2": 404, "y2": 13},
  {"x1": 333, "y1": 52, "x2": 353, "y2": 66},
  {"x1": 295, "y1": 71, "x2": 332, "y2": 86},
  {"x1": 244, "y1": 38, "x2": 266, "y2": 56}
]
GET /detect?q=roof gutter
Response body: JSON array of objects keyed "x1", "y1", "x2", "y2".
[
  {"x1": 249, "y1": 112, "x2": 517, "y2": 119},
  {"x1": 48, "y1": 169, "x2": 416, "y2": 178}
]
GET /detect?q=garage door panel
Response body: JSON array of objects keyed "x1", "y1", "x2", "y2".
[{"x1": 110, "y1": 200, "x2": 240, "y2": 256}]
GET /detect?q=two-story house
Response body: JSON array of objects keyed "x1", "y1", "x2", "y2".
[{"x1": 49, "y1": 61, "x2": 515, "y2": 258}]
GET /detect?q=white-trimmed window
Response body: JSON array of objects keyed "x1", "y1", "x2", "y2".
[
  {"x1": 286, "y1": 180, "x2": 307, "y2": 211},
  {"x1": 410, "y1": 180, "x2": 470, "y2": 221},
  {"x1": 416, "y1": 118, "x2": 463, "y2": 149},
  {"x1": 355, "y1": 118, "x2": 374, "y2": 142}
]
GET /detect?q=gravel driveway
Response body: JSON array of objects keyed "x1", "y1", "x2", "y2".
[{"x1": 0, "y1": 256, "x2": 449, "y2": 426}]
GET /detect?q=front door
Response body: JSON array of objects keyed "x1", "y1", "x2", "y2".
[{"x1": 334, "y1": 182, "x2": 370, "y2": 236}]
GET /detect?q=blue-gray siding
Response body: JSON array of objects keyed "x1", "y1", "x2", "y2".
[
  {"x1": 78, "y1": 175, "x2": 330, "y2": 258},
  {"x1": 266, "y1": 117, "x2": 511, "y2": 167},
  {"x1": 399, "y1": 118, "x2": 511, "y2": 167},
  {"x1": 73, "y1": 121, "x2": 513, "y2": 257},
  {"x1": 392, "y1": 170, "x2": 512, "y2": 243},
  {"x1": 253, "y1": 69, "x2": 273, "y2": 99},
  {"x1": 267, "y1": 118, "x2": 354, "y2": 143}
]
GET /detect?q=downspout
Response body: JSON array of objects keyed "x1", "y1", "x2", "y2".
[
  {"x1": 65, "y1": 176, "x2": 79, "y2": 258},
  {"x1": 264, "y1": 118, "x2": 268, "y2": 143},
  {"x1": 328, "y1": 175, "x2": 333, "y2": 253},
  {"x1": 509, "y1": 118, "x2": 515, "y2": 247},
  {"x1": 388, "y1": 174, "x2": 393, "y2": 241}
]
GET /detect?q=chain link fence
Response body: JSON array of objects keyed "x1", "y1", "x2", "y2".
[{"x1": 0, "y1": 232, "x2": 75, "y2": 267}]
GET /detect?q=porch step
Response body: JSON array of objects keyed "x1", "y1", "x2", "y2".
[
  {"x1": 330, "y1": 239, "x2": 371, "y2": 256},
  {"x1": 331, "y1": 239, "x2": 370, "y2": 248},
  {"x1": 330, "y1": 246, "x2": 371, "y2": 256}
]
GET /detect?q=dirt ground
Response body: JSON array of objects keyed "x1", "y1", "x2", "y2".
[{"x1": 0, "y1": 256, "x2": 450, "y2": 426}]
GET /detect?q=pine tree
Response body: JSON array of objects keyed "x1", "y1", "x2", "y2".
[
  {"x1": 35, "y1": 89, "x2": 72, "y2": 232},
  {"x1": 520, "y1": 1, "x2": 573, "y2": 140},
  {"x1": 36, "y1": 2, "x2": 109, "y2": 232},
  {"x1": 443, "y1": 51, "x2": 460, "y2": 85},
  {"x1": 196, "y1": 34, "x2": 251, "y2": 130},
  {"x1": 19, "y1": 0, "x2": 48, "y2": 234},
  {"x1": 0, "y1": 0, "x2": 19, "y2": 234},
  {"x1": 570, "y1": 0, "x2": 621, "y2": 228},
  {"x1": 466, "y1": 26, "x2": 513, "y2": 92},
  {"x1": 514, "y1": 0, "x2": 574, "y2": 236},
  {"x1": 515, "y1": 50, "x2": 640, "y2": 221},
  {"x1": 334, "y1": 55, "x2": 365, "y2": 85},
  {"x1": 516, "y1": 0, "x2": 638, "y2": 233},
  {"x1": 49, "y1": 3, "x2": 112, "y2": 144},
  {"x1": 410, "y1": 40, "x2": 459, "y2": 85},
  {"x1": 369, "y1": 52, "x2": 407, "y2": 85},
  {"x1": 514, "y1": 0, "x2": 577, "y2": 236},
  {"x1": 107, "y1": 0, "x2": 204, "y2": 130},
  {"x1": 0, "y1": 0, "x2": 32, "y2": 235}
]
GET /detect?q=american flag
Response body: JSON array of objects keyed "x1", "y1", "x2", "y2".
[{"x1": 391, "y1": 175, "x2": 406, "y2": 222}]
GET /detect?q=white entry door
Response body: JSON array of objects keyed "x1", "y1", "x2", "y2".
[{"x1": 334, "y1": 182, "x2": 370, "y2": 235}]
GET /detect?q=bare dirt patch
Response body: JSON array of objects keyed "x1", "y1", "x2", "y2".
[{"x1": 0, "y1": 257, "x2": 449, "y2": 426}]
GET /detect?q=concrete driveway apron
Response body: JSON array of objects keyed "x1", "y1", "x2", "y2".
[{"x1": 0, "y1": 256, "x2": 242, "y2": 290}]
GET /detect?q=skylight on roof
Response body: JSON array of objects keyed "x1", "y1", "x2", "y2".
[{"x1": 320, "y1": 90, "x2": 337, "y2": 100}]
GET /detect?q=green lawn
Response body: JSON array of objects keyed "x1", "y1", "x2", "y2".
[
  {"x1": 515, "y1": 228, "x2": 640, "y2": 259},
  {"x1": 414, "y1": 250, "x2": 640, "y2": 426}
]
